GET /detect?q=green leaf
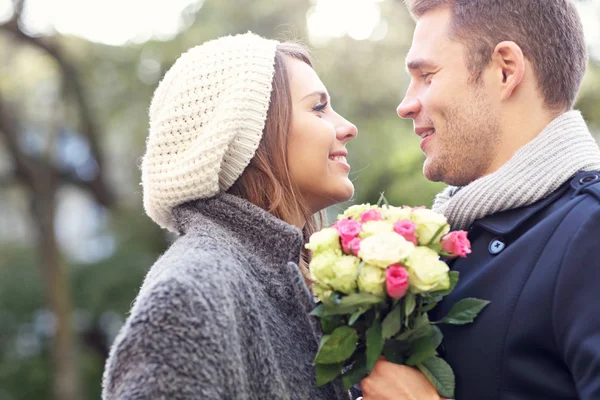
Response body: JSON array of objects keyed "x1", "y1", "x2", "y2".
[
  {"x1": 321, "y1": 315, "x2": 345, "y2": 334},
  {"x1": 315, "y1": 363, "x2": 343, "y2": 386},
  {"x1": 396, "y1": 313, "x2": 432, "y2": 343},
  {"x1": 382, "y1": 304, "x2": 402, "y2": 339},
  {"x1": 428, "y1": 243, "x2": 443, "y2": 253},
  {"x1": 322, "y1": 292, "x2": 342, "y2": 308},
  {"x1": 406, "y1": 326, "x2": 443, "y2": 366},
  {"x1": 349, "y1": 308, "x2": 368, "y2": 326},
  {"x1": 427, "y1": 224, "x2": 450, "y2": 246},
  {"x1": 382, "y1": 338, "x2": 410, "y2": 364},
  {"x1": 429, "y1": 271, "x2": 460, "y2": 298},
  {"x1": 322, "y1": 292, "x2": 385, "y2": 316},
  {"x1": 417, "y1": 356, "x2": 456, "y2": 399},
  {"x1": 420, "y1": 301, "x2": 438, "y2": 313},
  {"x1": 366, "y1": 319, "x2": 385, "y2": 371},
  {"x1": 404, "y1": 293, "x2": 416, "y2": 318},
  {"x1": 377, "y1": 192, "x2": 389, "y2": 207},
  {"x1": 314, "y1": 326, "x2": 358, "y2": 364},
  {"x1": 342, "y1": 350, "x2": 368, "y2": 391},
  {"x1": 440, "y1": 298, "x2": 490, "y2": 325},
  {"x1": 311, "y1": 303, "x2": 325, "y2": 317}
]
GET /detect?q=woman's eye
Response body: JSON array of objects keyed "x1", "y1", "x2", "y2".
[{"x1": 312, "y1": 101, "x2": 328, "y2": 113}]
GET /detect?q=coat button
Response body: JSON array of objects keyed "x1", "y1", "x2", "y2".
[
  {"x1": 489, "y1": 238, "x2": 505, "y2": 255},
  {"x1": 580, "y1": 174, "x2": 599, "y2": 184}
]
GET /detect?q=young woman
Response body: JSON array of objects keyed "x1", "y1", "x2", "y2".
[{"x1": 102, "y1": 32, "x2": 358, "y2": 399}]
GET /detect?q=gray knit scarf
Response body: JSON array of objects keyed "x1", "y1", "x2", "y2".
[{"x1": 432, "y1": 110, "x2": 600, "y2": 230}]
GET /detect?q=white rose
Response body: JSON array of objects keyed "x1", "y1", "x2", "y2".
[
  {"x1": 358, "y1": 221, "x2": 394, "y2": 238},
  {"x1": 358, "y1": 232, "x2": 415, "y2": 268},
  {"x1": 381, "y1": 205, "x2": 413, "y2": 223}
]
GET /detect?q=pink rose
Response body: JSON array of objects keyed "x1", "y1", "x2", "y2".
[
  {"x1": 386, "y1": 264, "x2": 409, "y2": 299},
  {"x1": 393, "y1": 220, "x2": 419, "y2": 245},
  {"x1": 441, "y1": 231, "x2": 472, "y2": 258},
  {"x1": 342, "y1": 237, "x2": 362, "y2": 256},
  {"x1": 360, "y1": 209, "x2": 382, "y2": 223},
  {"x1": 334, "y1": 218, "x2": 363, "y2": 241}
]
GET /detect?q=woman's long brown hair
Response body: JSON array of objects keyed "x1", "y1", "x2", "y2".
[{"x1": 228, "y1": 42, "x2": 323, "y2": 285}]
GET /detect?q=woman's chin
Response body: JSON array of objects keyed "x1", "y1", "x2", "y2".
[
  {"x1": 331, "y1": 180, "x2": 355, "y2": 204},
  {"x1": 305, "y1": 180, "x2": 355, "y2": 213}
]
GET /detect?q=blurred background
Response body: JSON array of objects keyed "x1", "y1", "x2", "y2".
[{"x1": 0, "y1": 0, "x2": 598, "y2": 398}]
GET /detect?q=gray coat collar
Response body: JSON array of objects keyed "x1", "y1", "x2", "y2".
[{"x1": 172, "y1": 193, "x2": 304, "y2": 266}]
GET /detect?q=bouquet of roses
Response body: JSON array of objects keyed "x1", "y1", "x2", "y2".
[{"x1": 307, "y1": 201, "x2": 489, "y2": 399}]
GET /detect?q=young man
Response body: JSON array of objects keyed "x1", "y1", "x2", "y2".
[{"x1": 360, "y1": 1, "x2": 600, "y2": 399}]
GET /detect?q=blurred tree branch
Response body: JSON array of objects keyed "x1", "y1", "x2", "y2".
[
  {"x1": 0, "y1": 12, "x2": 114, "y2": 207},
  {"x1": 0, "y1": 171, "x2": 18, "y2": 188}
]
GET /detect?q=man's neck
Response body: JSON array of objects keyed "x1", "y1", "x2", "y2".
[{"x1": 483, "y1": 107, "x2": 562, "y2": 176}]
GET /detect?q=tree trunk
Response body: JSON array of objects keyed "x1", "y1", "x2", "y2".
[{"x1": 30, "y1": 175, "x2": 80, "y2": 400}]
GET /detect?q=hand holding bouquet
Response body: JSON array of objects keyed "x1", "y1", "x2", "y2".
[{"x1": 307, "y1": 202, "x2": 488, "y2": 399}]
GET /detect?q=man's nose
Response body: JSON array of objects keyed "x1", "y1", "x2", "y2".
[{"x1": 397, "y1": 91, "x2": 421, "y2": 119}]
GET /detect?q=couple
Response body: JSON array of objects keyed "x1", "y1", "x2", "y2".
[{"x1": 102, "y1": 0, "x2": 600, "y2": 399}]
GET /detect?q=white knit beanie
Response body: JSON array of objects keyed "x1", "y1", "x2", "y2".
[{"x1": 141, "y1": 32, "x2": 279, "y2": 232}]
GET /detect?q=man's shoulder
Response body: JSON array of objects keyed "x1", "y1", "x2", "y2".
[
  {"x1": 556, "y1": 171, "x2": 600, "y2": 219},
  {"x1": 544, "y1": 172, "x2": 600, "y2": 253}
]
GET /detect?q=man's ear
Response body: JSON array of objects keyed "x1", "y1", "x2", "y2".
[{"x1": 491, "y1": 41, "x2": 525, "y2": 100}]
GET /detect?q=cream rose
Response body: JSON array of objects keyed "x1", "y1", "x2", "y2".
[
  {"x1": 381, "y1": 205, "x2": 413, "y2": 223},
  {"x1": 340, "y1": 204, "x2": 378, "y2": 220},
  {"x1": 358, "y1": 232, "x2": 415, "y2": 268},
  {"x1": 411, "y1": 208, "x2": 450, "y2": 245},
  {"x1": 358, "y1": 221, "x2": 394, "y2": 238},
  {"x1": 404, "y1": 247, "x2": 450, "y2": 293}
]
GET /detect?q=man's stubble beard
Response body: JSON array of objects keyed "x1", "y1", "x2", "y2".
[{"x1": 425, "y1": 90, "x2": 500, "y2": 187}]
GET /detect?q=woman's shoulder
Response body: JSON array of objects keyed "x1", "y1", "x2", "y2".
[
  {"x1": 148, "y1": 231, "x2": 248, "y2": 284},
  {"x1": 102, "y1": 274, "x2": 243, "y2": 399},
  {"x1": 124, "y1": 233, "x2": 252, "y2": 320}
]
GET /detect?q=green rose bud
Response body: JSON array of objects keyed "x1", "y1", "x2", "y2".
[
  {"x1": 312, "y1": 283, "x2": 333, "y2": 303},
  {"x1": 305, "y1": 228, "x2": 341, "y2": 254},
  {"x1": 329, "y1": 255, "x2": 360, "y2": 294},
  {"x1": 309, "y1": 249, "x2": 341, "y2": 284},
  {"x1": 357, "y1": 263, "x2": 386, "y2": 297}
]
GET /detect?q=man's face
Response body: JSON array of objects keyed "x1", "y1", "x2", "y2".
[{"x1": 397, "y1": 7, "x2": 501, "y2": 186}]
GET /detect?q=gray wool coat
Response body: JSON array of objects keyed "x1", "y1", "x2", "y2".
[{"x1": 102, "y1": 193, "x2": 348, "y2": 400}]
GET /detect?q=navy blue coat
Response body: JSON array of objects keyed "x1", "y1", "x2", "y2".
[{"x1": 429, "y1": 171, "x2": 600, "y2": 400}]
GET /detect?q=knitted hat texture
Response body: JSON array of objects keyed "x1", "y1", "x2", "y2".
[{"x1": 141, "y1": 32, "x2": 279, "y2": 231}]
